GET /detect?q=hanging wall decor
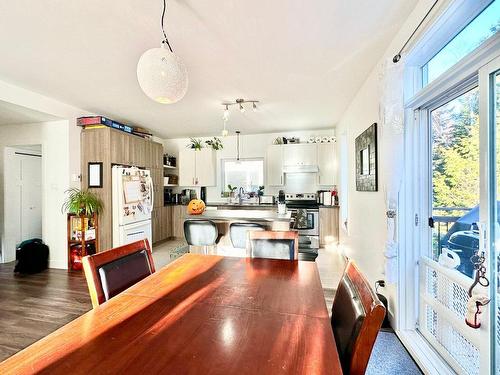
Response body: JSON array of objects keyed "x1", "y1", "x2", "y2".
[{"x1": 355, "y1": 123, "x2": 378, "y2": 191}]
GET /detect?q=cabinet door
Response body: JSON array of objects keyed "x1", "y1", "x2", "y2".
[
  {"x1": 110, "y1": 131, "x2": 126, "y2": 165},
  {"x1": 151, "y1": 168, "x2": 163, "y2": 208},
  {"x1": 172, "y1": 205, "x2": 185, "y2": 238},
  {"x1": 195, "y1": 149, "x2": 216, "y2": 186},
  {"x1": 178, "y1": 150, "x2": 196, "y2": 186},
  {"x1": 283, "y1": 144, "x2": 317, "y2": 166},
  {"x1": 266, "y1": 145, "x2": 283, "y2": 186},
  {"x1": 152, "y1": 209, "x2": 160, "y2": 244},
  {"x1": 317, "y1": 143, "x2": 336, "y2": 186},
  {"x1": 161, "y1": 206, "x2": 172, "y2": 239},
  {"x1": 144, "y1": 141, "x2": 152, "y2": 169},
  {"x1": 319, "y1": 207, "x2": 339, "y2": 246}
]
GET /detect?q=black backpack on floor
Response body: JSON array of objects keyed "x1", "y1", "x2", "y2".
[{"x1": 14, "y1": 238, "x2": 49, "y2": 274}]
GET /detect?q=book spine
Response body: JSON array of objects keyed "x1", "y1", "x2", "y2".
[{"x1": 77, "y1": 116, "x2": 103, "y2": 126}]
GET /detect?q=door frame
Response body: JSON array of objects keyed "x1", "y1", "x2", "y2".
[
  {"x1": 479, "y1": 54, "x2": 500, "y2": 375},
  {"x1": 397, "y1": 35, "x2": 500, "y2": 375}
]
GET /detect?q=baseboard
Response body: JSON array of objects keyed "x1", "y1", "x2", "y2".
[
  {"x1": 49, "y1": 259, "x2": 67, "y2": 269},
  {"x1": 396, "y1": 329, "x2": 456, "y2": 375}
]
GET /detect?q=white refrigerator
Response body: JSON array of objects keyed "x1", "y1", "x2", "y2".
[{"x1": 112, "y1": 166, "x2": 153, "y2": 248}]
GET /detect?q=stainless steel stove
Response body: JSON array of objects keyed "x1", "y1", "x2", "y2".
[{"x1": 285, "y1": 193, "x2": 319, "y2": 260}]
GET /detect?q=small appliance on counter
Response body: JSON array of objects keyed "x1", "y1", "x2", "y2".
[
  {"x1": 200, "y1": 186, "x2": 207, "y2": 203},
  {"x1": 277, "y1": 190, "x2": 287, "y2": 215}
]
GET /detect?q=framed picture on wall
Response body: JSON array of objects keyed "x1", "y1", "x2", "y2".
[
  {"x1": 355, "y1": 123, "x2": 377, "y2": 191},
  {"x1": 88, "y1": 162, "x2": 103, "y2": 188}
]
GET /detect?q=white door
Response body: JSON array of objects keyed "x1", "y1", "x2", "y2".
[
  {"x1": 19, "y1": 153, "x2": 42, "y2": 240},
  {"x1": 283, "y1": 144, "x2": 317, "y2": 166},
  {"x1": 266, "y1": 145, "x2": 283, "y2": 186},
  {"x1": 317, "y1": 143, "x2": 336, "y2": 186},
  {"x1": 178, "y1": 149, "x2": 196, "y2": 186},
  {"x1": 195, "y1": 149, "x2": 216, "y2": 186}
]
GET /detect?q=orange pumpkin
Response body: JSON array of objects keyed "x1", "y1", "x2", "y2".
[{"x1": 187, "y1": 199, "x2": 206, "y2": 215}]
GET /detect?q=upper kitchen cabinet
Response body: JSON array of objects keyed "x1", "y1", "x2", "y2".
[
  {"x1": 266, "y1": 145, "x2": 283, "y2": 186},
  {"x1": 283, "y1": 144, "x2": 317, "y2": 167},
  {"x1": 317, "y1": 142, "x2": 336, "y2": 186},
  {"x1": 178, "y1": 148, "x2": 216, "y2": 186}
]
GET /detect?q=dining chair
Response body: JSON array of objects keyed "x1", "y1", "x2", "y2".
[
  {"x1": 82, "y1": 239, "x2": 155, "y2": 308},
  {"x1": 331, "y1": 260, "x2": 386, "y2": 375},
  {"x1": 229, "y1": 222, "x2": 265, "y2": 249},
  {"x1": 247, "y1": 230, "x2": 299, "y2": 260}
]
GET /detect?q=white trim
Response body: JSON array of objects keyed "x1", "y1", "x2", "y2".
[
  {"x1": 397, "y1": 329, "x2": 456, "y2": 375},
  {"x1": 406, "y1": 34, "x2": 500, "y2": 109}
]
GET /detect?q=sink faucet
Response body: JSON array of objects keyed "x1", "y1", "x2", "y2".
[{"x1": 238, "y1": 187, "x2": 245, "y2": 204}]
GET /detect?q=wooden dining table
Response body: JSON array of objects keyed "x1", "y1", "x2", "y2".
[{"x1": 0, "y1": 254, "x2": 342, "y2": 374}]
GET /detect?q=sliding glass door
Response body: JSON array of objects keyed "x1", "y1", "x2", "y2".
[
  {"x1": 480, "y1": 55, "x2": 500, "y2": 375},
  {"x1": 415, "y1": 56, "x2": 500, "y2": 375}
]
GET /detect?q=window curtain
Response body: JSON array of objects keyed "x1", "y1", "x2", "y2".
[{"x1": 378, "y1": 58, "x2": 405, "y2": 284}]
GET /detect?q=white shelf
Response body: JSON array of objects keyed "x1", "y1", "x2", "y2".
[{"x1": 163, "y1": 165, "x2": 177, "y2": 169}]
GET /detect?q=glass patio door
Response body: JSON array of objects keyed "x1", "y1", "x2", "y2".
[
  {"x1": 479, "y1": 55, "x2": 500, "y2": 375},
  {"x1": 417, "y1": 56, "x2": 500, "y2": 375}
]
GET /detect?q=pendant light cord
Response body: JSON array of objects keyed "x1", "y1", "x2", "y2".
[{"x1": 161, "y1": 0, "x2": 173, "y2": 52}]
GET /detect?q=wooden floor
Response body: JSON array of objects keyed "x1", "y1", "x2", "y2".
[{"x1": 0, "y1": 262, "x2": 92, "y2": 361}]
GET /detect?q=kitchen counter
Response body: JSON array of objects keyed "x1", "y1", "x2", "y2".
[{"x1": 185, "y1": 209, "x2": 291, "y2": 223}]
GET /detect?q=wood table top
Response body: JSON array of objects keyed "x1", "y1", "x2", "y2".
[{"x1": 0, "y1": 254, "x2": 342, "y2": 375}]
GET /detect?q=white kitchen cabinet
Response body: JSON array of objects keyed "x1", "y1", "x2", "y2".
[
  {"x1": 195, "y1": 149, "x2": 216, "y2": 186},
  {"x1": 317, "y1": 143, "x2": 336, "y2": 186},
  {"x1": 283, "y1": 144, "x2": 317, "y2": 166},
  {"x1": 266, "y1": 145, "x2": 284, "y2": 186},
  {"x1": 178, "y1": 149, "x2": 216, "y2": 186}
]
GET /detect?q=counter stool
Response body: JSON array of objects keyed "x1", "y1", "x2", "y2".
[
  {"x1": 184, "y1": 220, "x2": 219, "y2": 254},
  {"x1": 229, "y1": 223, "x2": 265, "y2": 249}
]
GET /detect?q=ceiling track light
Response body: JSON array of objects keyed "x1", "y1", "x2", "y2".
[{"x1": 220, "y1": 98, "x2": 259, "y2": 136}]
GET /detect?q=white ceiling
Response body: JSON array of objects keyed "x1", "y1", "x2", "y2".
[
  {"x1": 0, "y1": 1, "x2": 417, "y2": 138},
  {"x1": 0, "y1": 100, "x2": 60, "y2": 126}
]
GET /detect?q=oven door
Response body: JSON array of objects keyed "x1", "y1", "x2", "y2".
[{"x1": 290, "y1": 209, "x2": 319, "y2": 236}]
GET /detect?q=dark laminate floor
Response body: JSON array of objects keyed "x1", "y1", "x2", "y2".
[{"x1": 0, "y1": 262, "x2": 92, "y2": 361}]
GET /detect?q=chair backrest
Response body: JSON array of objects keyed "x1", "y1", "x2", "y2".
[
  {"x1": 184, "y1": 220, "x2": 218, "y2": 246},
  {"x1": 247, "y1": 230, "x2": 299, "y2": 260},
  {"x1": 82, "y1": 239, "x2": 155, "y2": 308},
  {"x1": 229, "y1": 222, "x2": 265, "y2": 249},
  {"x1": 331, "y1": 260, "x2": 385, "y2": 375}
]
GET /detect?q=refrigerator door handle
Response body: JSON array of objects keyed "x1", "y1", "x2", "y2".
[{"x1": 149, "y1": 175, "x2": 154, "y2": 209}]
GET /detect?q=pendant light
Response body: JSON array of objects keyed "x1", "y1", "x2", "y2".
[
  {"x1": 236, "y1": 130, "x2": 241, "y2": 162},
  {"x1": 137, "y1": 0, "x2": 188, "y2": 104}
]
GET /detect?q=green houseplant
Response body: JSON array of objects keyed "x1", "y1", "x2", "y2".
[
  {"x1": 187, "y1": 138, "x2": 204, "y2": 150},
  {"x1": 205, "y1": 137, "x2": 223, "y2": 150},
  {"x1": 62, "y1": 188, "x2": 104, "y2": 216}
]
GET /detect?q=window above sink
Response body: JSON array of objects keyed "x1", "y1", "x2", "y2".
[{"x1": 221, "y1": 158, "x2": 264, "y2": 195}]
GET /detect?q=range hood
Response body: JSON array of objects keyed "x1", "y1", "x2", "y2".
[{"x1": 283, "y1": 164, "x2": 319, "y2": 173}]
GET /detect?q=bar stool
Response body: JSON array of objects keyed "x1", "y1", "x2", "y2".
[
  {"x1": 229, "y1": 223, "x2": 265, "y2": 249},
  {"x1": 184, "y1": 220, "x2": 219, "y2": 253}
]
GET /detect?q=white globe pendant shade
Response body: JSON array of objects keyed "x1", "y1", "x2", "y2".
[{"x1": 137, "y1": 45, "x2": 188, "y2": 104}]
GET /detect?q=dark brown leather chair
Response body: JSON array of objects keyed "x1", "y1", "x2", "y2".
[
  {"x1": 331, "y1": 260, "x2": 386, "y2": 375},
  {"x1": 82, "y1": 239, "x2": 155, "y2": 308},
  {"x1": 247, "y1": 230, "x2": 299, "y2": 260}
]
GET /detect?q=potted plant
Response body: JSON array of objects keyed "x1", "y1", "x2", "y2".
[
  {"x1": 227, "y1": 184, "x2": 237, "y2": 198},
  {"x1": 205, "y1": 137, "x2": 223, "y2": 150},
  {"x1": 62, "y1": 188, "x2": 104, "y2": 216},
  {"x1": 187, "y1": 138, "x2": 203, "y2": 151}
]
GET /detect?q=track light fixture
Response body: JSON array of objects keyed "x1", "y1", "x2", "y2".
[{"x1": 220, "y1": 98, "x2": 259, "y2": 136}]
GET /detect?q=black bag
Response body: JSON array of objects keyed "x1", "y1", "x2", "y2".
[{"x1": 14, "y1": 238, "x2": 49, "y2": 274}]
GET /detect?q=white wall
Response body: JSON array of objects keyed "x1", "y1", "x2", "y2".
[
  {"x1": 0, "y1": 79, "x2": 89, "y2": 268},
  {"x1": 335, "y1": 0, "x2": 441, "y2": 325},
  {"x1": 0, "y1": 121, "x2": 71, "y2": 267},
  {"x1": 163, "y1": 129, "x2": 335, "y2": 202}
]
